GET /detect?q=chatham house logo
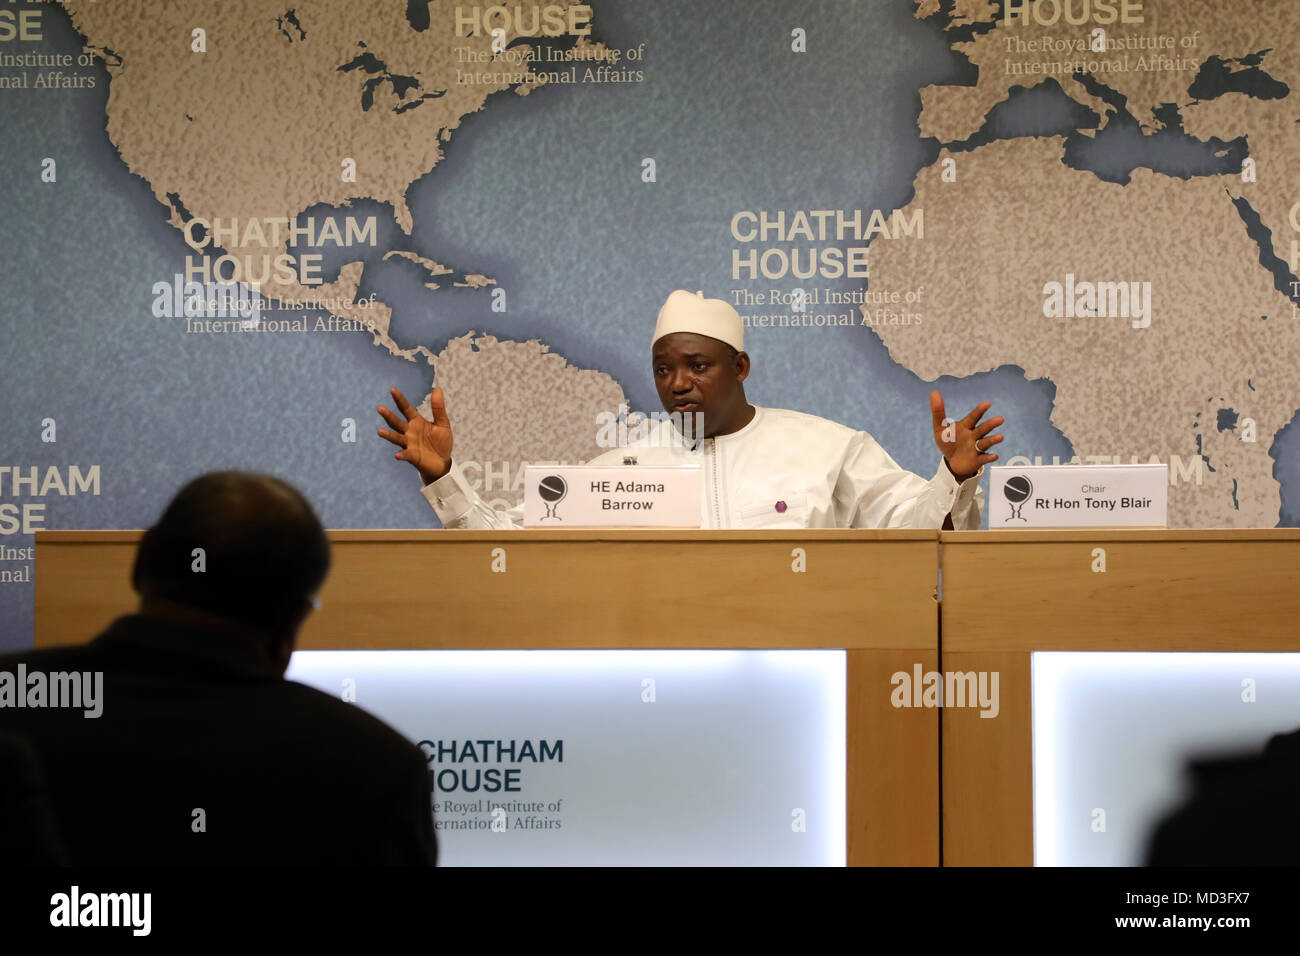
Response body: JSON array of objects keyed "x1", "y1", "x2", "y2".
[
  {"x1": 1003, "y1": 475, "x2": 1032, "y2": 522},
  {"x1": 538, "y1": 475, "x2": 567, "y2": 521}
]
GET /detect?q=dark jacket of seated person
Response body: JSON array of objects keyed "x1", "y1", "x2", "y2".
[
  {"x1": 0, "y1": 730, "x2": 67, "y2": 865},
  {"x1": 0, "y1": 471, "x2": 436, "y2": 866}
]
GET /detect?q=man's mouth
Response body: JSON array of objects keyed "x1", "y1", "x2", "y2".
[{"x1": 672, "y1": 401, "x2": 699, "y2": 412}]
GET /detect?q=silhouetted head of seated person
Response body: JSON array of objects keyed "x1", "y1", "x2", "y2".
[{"x1": 130, "y1": 471, "x2": 330, "y2": 675}]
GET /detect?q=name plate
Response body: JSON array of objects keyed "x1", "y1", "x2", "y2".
[
  {"x1": 988, "y1": 464, "x2": 1168, "y2": 528},
  {"x1": 523, "y1": 465, "x2": 701, "y2": 527}
]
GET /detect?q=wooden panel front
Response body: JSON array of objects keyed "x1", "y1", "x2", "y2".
[
  {"x1": 940, "y1": 651, "x2": 1032, "y2": 866},
  {"x1": 32, "y1": 531, "x2": 140, "y2": 649},
  {"x1": 942, "y1": 529, "x2": 1300, "y2": 652},
  {"x1": 849, "y1": 647, "x2": 940, "y2": 866},
  {"x1": 36, "y1": 529, "x2": 938, "y2": 650}
]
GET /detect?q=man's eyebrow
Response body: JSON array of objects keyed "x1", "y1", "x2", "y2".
[{"x1": 652, "y1": 352, "x2": 711, "y2": 361}]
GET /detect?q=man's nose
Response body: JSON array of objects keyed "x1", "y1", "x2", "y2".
[{"x1": 669, "y1": 369, "x2": 692, "y2": 393}]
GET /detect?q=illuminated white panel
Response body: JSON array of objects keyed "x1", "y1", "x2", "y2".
[
  {"x1": 1033, "y1": 652, "x2": 1300, "y2": 866},
  {"x1": 287, "y1": 650, "x2": 846, "y2": 866}
]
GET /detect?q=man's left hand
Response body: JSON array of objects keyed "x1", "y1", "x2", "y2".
[{"x1": 931, "y1": 390, "x2": 1004, "y2": 481}]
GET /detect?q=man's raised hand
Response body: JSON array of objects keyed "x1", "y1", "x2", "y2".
[
  {"x1": 931, "y1": 390, "x2": 1004, "y2": 481},
  {"x1": 377, "y1": 386, "x2": 454, "y2": 485}
]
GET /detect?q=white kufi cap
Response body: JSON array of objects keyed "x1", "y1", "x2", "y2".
[{"x1": 651, "y1": 290, "x2": 744, "y2": 352}]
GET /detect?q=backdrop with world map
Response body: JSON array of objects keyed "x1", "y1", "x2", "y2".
[{"x1": 1, "y1": 0, "x2": 1297, "y2": 648}]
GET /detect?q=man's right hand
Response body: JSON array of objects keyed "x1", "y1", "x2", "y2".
[{"x1": 377, "y1": 386, "x2": 454, "y2": 485}]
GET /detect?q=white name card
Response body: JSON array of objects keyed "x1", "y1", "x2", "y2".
[
  {"x1": 523, "y1": 465, "x2": 702, "y2": 527},
  {"x1": 988, "y1": 464, "x2": 1168, "y2": 528}
]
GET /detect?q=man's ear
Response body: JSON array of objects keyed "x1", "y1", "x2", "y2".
[{"x1": 734, "y1": 350, "x2": 750, "y2": 384}]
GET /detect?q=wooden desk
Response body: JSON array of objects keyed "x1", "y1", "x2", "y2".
[
  {"x1": 35, "y1": 528, "x2": 943, "y2": 866},
  {"x1": 939, "y1": 528, "x2": 1300, "y2": 866}
]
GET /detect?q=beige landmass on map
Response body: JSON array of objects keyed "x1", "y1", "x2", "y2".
[
  {"x1": 419, "y1": 333, "x2": 629, "y2": 510},
  {"x1": 382, "y1": 249, "x2": 455, "y2": 289},
  {"x1": 866, "y1": 138, "x2": 1299, "y2": 527},
  {"x1": 894, "y1": 0, "x2": 1299, "y2": 525},
  {"x1": 916, "y1": 0, "x2": 997, "y2": 25},
  {"x1": 56, "y1": 0, "x2": 586, "y2": 363},
  {"x1": 1182, "y1": 58, "x2": 1300, "y2": 293},
  {"x1": 381, "y1": 250, "x2": 497, "y2": 290},
  {"x1": 914, "y1": 0, "x2": 1293, "y2": 142},
  {"x1": 914, "y1": 0, "x2": 1300, "y2": 251}
]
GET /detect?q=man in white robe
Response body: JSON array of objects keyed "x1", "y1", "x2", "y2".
[{"x1": 377, "y1": 290, "x2": 1005, "y2": 530}]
